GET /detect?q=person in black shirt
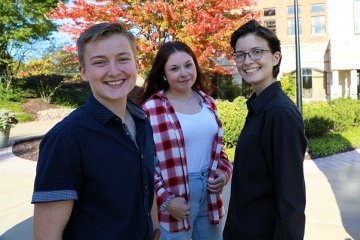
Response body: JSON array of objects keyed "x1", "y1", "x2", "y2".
[
  {"x1": 32, "y1": 22, "x2": 157, "y2": 239},
  {"x1": 223, "y1": 19, "x2": 307, "y2": 239}
]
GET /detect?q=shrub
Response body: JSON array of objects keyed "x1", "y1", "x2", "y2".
[
  {"x1": 303, "y1": 102, "x2": 334, "y2": 138},
  {"x1": 217, "y1": 96, "x2": 247, "y2": 148},
  {"x1": 280, "y1": 74, "x2": 296, "y2": 102},
  {"x1": 303, "y1": 98, "x2": 360, "y2": 138},
  {"x1": 328, "y1": 98, "x2": 360, "y2": 132}
]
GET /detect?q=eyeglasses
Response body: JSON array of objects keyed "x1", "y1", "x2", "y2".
[{"x1": 232, "y1": 49, "x2": 271, "y2": 63}]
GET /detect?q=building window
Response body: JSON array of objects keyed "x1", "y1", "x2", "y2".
[
  {"x1": 311, "y1": 16, "x2": 326, "y2": 35},
  {"x1": 302, "y1": 68, "x2": 313, "y2": 89},
  {"x1": 355, "y1": 0, "x2": 360, "y2": 34},
  {"x1": 264, "y1": 20, "x2": 276, "y2": 34},
  {"x1": 311, "y1": 4, "x2": 325, "y2": 13},
  {"x1": 288, "y1": 6, "x2": 301, "y2": 15},
  {"x1": 264, "y1": 8, "x2": 276, "y2": 16},
  {"x1": 288, "y1": 18, "x2": 302, "y2": 36}
]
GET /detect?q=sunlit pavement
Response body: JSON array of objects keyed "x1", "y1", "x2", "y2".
[{"x1": 0, "y1": 120, "x2": 359, "y2": 239}]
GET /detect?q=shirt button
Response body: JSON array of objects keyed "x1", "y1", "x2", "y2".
[{"x1": 144, "y1": 185, "x2": 148, "y2": 190}]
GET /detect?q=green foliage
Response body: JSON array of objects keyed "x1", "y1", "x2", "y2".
[
  {"x1": 303, "y1": 98, "x2": 360, "y2": 138},
  {"x1": 327, "y1": 98, "x2": 360, "y2": 132},
  {"x1": 303, "y1": 102, "x2": 334, "y2": 138},
  {"x1": 0, "y1": 108, "x2": 18, "y2": 131},
  {"x1": 224, "y1": 147, "x2": 235, "y2": 163},
  {"x1": 217, "y1": 97, "x2": 360, "y2": 161},
  {"x1": 216, "y1": 96, "x2": 247, "y2": 148},
  {"x1": 19, "y1": 50, "x2": 80, "y2": 103},
  {"x1": 0, "y1": 86, "x2": 24, "y2": 102},
  {"x1": 212, "y1": 75, "x2": 242, "y2": 101},
  {"x1": 0, "y1": 101, "x2": 33, "y2": 122},
  {"x1": 280, "y1": 74, "x2": 296, "y2": 101},
  {"x1": 52, "y1": 81, "x2": 90, "y2": 108},
  {"x1": 0, "y1": 0, "x2": 65, "y2": 87},
  {"x1": 21, "y1": 50, "x2": 78, "y2": 76},
  {"x1": 308, "y1": 126, "x2": 360, "y2": 158}
]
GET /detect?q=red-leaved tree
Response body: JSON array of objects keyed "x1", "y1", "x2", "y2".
[{"x1": 48, "y1": 0, "x2": 259, "y2": 74}]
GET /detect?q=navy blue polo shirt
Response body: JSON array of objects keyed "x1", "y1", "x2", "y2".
[{"x1": 32, "y1": 95, "x2": 155, "y2": 240}]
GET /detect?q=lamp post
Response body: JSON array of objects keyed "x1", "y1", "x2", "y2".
[{"x1": 294, "y1": 0, "x2": 303, "y2": 114}]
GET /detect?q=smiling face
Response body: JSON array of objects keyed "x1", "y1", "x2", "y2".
[
  {"x1": 164, "y1": 51, "x2": 197, "y2": 96},
  {"x1": 80, "y1": 33, "x2": 138, "y2": 107},
  {"x1": 234, "y1": 33, "x2": 281, "y2": 95}
]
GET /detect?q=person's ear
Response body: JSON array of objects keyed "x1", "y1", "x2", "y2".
[
  {"x1": 272, "y1": 51, "x2": 281, "y2": 66},
  {"x1": 79, "y1": 66, "x2": 88, "y2": 82}
]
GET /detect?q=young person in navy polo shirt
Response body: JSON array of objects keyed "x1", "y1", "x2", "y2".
[{"x1": 32, "y1": 22, "x2": 157, "y2": 239}]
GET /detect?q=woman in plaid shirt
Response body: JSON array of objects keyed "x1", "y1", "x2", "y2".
[{"x1": 139, "y1": 41, "x2": 232, "y2": 240}]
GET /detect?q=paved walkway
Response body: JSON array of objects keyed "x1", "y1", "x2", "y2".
[{"x1": 1, "y1": 119, "x2": 360, "y2": 239}]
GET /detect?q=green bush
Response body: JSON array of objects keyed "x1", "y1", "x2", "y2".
[
  {"x1": 225, "y1": 147, "x2": 235, "y2": 163},
  {"x1": 328, "y1": 98, "x2": 360, "y2": 132},
  {"x1": 217, "y1": 97, "x2": 360, "y2": 160},
  {"x1": 308, "y1": 125, "x2": 360, "y2": 158},
  {"x1": 52, "y1": 81, "x2": 90, "y2": 108},
  {"x1": 217, "y1": 96, "x2": 247, "y2": 148},
  {"x1": 0, "y1": 101, "x2": 33, "y2": 122},
  {"x1": 303, "y1": 98, "x2": 360, "y2": 138},
  {"x1": 280, "y1": 74, "x2": 296, "y2": 102},
  {"x1": 303, "y1": 102, "x2": 334, "y2": 138}
]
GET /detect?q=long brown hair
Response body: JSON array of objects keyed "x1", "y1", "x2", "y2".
[{"x1": 139, "y1": 41, "x2": 211, "y2": 105}]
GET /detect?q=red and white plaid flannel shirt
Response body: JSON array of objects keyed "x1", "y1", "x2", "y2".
[{"x1": 142, "y1": 90, "x2": 232, "y2": 232}]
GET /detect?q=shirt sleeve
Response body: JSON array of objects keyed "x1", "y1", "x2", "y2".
[
  {"x1": 216, "y1": 145, "x2": 232, "y2": 183},
  {"x1": 142, "y1": 100, "x2": 175, "y2": 208},
  {"x1": 261, "y1": 108, "x2": 307, "y2": 239},
  {"x1": 32, "y1": 129, "x2": 82, "y2": 203}
]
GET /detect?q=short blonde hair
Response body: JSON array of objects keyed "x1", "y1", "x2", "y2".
[{"x1": 76, "y1": 22, "x2": 136, "y2": 68}]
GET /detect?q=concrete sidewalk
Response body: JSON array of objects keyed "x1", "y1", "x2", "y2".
[{"x1": 1, "y1": 119, "x2": 360, "y2": 239}]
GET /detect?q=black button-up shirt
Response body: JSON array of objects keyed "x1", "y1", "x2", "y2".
[
  {"x1": 33, "y1": 95, "x2": 155, "y2": 239},
  {"x1": 224, "y1": 81, "x2": 307, "y2": 239}
]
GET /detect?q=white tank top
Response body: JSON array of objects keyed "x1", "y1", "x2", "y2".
[{"x1": 176, "y1": 106, "x2": 218, "y2": 173}]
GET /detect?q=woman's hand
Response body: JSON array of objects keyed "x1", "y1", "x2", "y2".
[
  {"x1": 166, "y1": 197, "x2": 191, "y2": 220},
  {"x1": 207, "y1": 170, "x2": 227, "y2": 194}
]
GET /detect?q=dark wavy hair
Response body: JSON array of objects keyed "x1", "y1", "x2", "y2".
[
  {"x1": 230, "y1": 19, "x2": 282, "y2": 78},
  {"x1": 139, "y1": 41, "x2": 211, "y2": 105}
]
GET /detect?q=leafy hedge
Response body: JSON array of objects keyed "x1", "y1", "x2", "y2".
[
  {"x1": 303, "y1": 98, "x2": 360, "y2": 138},
  {"x1": 217, "y1": 97, "x2": 360, "y2": 159},
  {"x1": 216, "y1": 96, "x2": 247, "y2": 148}
]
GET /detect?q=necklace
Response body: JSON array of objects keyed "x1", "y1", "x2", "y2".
[{"x1": 167, "y1": 91, "x2": 195, "y2": 105}]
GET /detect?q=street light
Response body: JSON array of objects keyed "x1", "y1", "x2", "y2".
[{"x1": 294, "y1": 0, "x2": 303, "y2": 114}]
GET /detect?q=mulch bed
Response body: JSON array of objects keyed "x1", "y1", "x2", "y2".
[{"x1": 12, "y1": 137, "x2": 42, "y2": 162}]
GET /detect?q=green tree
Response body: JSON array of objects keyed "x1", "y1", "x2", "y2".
[
  {"x1": 20, "y1": 50, "x2": 79, "y2": 103},
  {"x1": 0, "y1": 0, "x2": 66, "y2": 88}
]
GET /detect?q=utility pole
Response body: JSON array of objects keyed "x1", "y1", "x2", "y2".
[{"x1": 294, "y1": 0, "x2": 303, "y2": 114}]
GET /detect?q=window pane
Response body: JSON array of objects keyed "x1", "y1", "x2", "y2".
[
  {"x1": 288, "y1": 18, "x2": 302, "y2": 36},
  {"x1": 302, "y1": 68, "x2": 312, "y2": 76},
  {"x1": 264, "y1": 8, "x2": 276, "y2": 16},
  {"x1": 264, "y1": 20, "x2": 276, "y2": 34},
  {"x1": 355, "y1": 0, "x2": 360, "y2": 34},
  {"x1": 302, "y1": 68, "x2": 313, "y2": 89},
  {"x1": 311, "y1": 4, "x2": 325, "y2": 13},
  {"x1": 311, "y1": 16, "x2": 326, "y2": 35},
  {"x1": 303, "y1": 76, "x2": 313, "y2": 89},
  {"x1": 288, "y1": 6, "x2": 301, "y2": 15}
]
